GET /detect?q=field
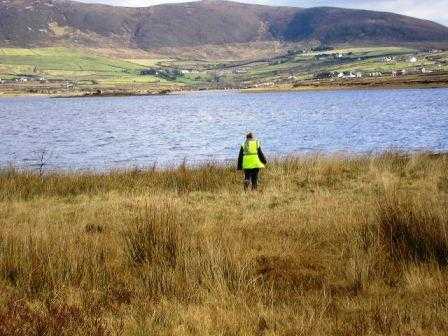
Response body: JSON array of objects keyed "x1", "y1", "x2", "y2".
[
  {"x1": 0, "y1": 48, "x2": 142, "y2": 83},
  {"x1": 1, "y1": 153, "x2": 448, "y2": 335},
  {"x1": 0, "y1": 48, "x2": 182, "y2": 88},
  {"x1": 241, "y1": 47, "x2": 448, "y2": 83},
  {"x1": 1, "y1": 46, "x2": 448, "y2": 95}
]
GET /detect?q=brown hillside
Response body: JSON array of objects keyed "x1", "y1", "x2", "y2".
[{"x1": 0, "y1": 0, "x2": 447, "y2": 52}]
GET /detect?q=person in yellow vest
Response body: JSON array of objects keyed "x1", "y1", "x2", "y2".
[{"x1": 237, "y1": 132, "x2": 267, "y2": 190}]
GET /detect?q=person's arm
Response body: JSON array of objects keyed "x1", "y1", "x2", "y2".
[
  {"x1": 237, "y1": 146, "x2": 244, "y2": 170},
  {"x1": 258, "y1": 147, "x2": 267, "y2": 165}
]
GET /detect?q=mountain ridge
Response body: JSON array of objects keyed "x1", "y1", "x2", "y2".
[{"x1": 1, "y1": 0, "x2": 447, "y2": 52}]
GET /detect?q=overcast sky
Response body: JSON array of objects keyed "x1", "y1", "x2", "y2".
[{"x1": 76, "y1": 0, "x2": 448, "y2": 26}]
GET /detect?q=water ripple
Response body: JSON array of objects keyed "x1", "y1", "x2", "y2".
[{"x1": 0, "y1": 89, "x2": 447, "y2": 170}]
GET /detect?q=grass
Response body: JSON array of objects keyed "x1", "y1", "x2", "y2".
[
  {"x1": 0, "y1": 48, "x2": 144, "y2": 73},
  {"x1": 0, "y1": 152, "x2": 447, "y2": 334},
  {"x1": 0, "y1": 48, "x2": 207, "y2": 88},
  {"x1": 1, "y1": 46, "x2": 447, "y2": 90},
  {"x1": 244, "y1": 47, "x2": 448, "y2": 84},
  {"x1": 124, "y1": 59, "x2": 171, "y2": 67},
  {"x1": 0, "y1": 48, "x2": 173, "y2": 86},
  {"x1": 302, "y1": 46, "x2": 415, "y2": 57}
]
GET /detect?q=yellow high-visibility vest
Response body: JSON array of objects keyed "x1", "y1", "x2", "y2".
[{"x1": 242, "y1": 140, "x2": 265, "y2": 169}]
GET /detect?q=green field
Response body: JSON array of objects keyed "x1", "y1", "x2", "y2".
[
  {"x1": 237, "y1": 46, "x2": 448, "y2": 84},
  {"x1": 1, "y1": 46, "x2": 447, "y2": 91},
  {"x1": 0, "y1": 48, "x2": 174, "y2": 86}
]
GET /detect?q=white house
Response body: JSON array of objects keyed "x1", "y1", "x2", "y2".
[
  {"x1": 337, "y1": 72, "x2": 357, "y2": 79},
  {"x1": 409, "y1": 56, "x2": 418, "y2": 63}
]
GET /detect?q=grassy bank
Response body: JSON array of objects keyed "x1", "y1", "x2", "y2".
[{"x1": 1, "y1": 153, "x2": 448, "y2": 335}]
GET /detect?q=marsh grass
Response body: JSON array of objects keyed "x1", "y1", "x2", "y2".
[
  {"x1": 0, "y1": 152, "x2": 447, "y2": 335},
  {"x1": 377, "y1": 189, "x2": 448, "y2": 265}
]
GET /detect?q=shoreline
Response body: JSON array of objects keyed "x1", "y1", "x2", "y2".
[
  {"x1": 3, "y1": 151, "x2": 447, "y2": 174},
  {"x1": 243, "y1": 74, "x2": 448, "y2": 93},
  {"x1": 1, "y1": 74, "x2": 448, "y2": 98},
  {"x1": 0, "y1": 87, "x2": 175, "y2": 99},
  {"x1": 2, "y1": 84, "x2": 447, "y2": 98},
  {"x1": 52, "y1": 88, "x2": 172, "y2": 99},
  {"x1": 243, "y1": 82, "x2": 448, "y2": 94}
]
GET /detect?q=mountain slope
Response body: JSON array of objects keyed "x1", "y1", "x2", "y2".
[
  {"x1": 282, "y1": 7, "x2": 448, "y2": 44},
  {"x1": 0, "y1": 0, "x2": 447, "y2": 50}
]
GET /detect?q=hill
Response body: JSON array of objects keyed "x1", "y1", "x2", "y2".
[{"x1": 0, "y1": 0, "x2": 448, "y2": 53}]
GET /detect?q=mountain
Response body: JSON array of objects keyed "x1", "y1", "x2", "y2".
[
  {"x1": 282, "y1": 7, "x2": 448, "y2": 45},
  {"x1": 1, "y1": 0, "x2": 447, "y2": 51}
]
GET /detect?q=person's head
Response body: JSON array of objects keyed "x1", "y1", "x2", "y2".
[{"x1": 246, "y1": 132, "x2": 254, "y2": 140}]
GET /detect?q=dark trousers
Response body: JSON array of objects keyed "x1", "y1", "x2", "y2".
[{"x1": 244, "y1": 168, "x2": 260, "y2": 190}]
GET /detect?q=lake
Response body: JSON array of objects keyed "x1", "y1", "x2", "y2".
[{"x1": 1, "y1": 88, "x2": 448, "y2": 170}]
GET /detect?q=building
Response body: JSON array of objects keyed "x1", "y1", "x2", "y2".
[
  {"x1": 392, "y1": 70, "x2": 407, "y2": 77},
  {"x1": 382, "y1": 56, "x2": 395, "y2": 63},
  {"x1": 234, "y1": 69, "x2": 247, "y2": 74},
  {"x1": 338, "y1": 71, "x2": 357, "y2": 79}
]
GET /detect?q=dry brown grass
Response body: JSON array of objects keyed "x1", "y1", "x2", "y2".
[{"x1": 0, "y1": 152, "x2": 447, "y2": 335}]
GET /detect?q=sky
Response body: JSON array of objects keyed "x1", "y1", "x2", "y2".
[{"x1": 76, "y1": 0, "x2": 448, "y2": 26}]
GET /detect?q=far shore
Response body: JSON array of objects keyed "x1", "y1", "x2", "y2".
[
  {"x1": 0, "y1": 88, "x2": 173, "y2": 98},
  {"x1": 243, "y1": 73, "x2": 448, "y2": 93},
  {"x1": 1, "y1": 73, "x2": 448, "y2": 98},
  {"x1": 243, "y1": 82, "x2": 448, "y2": 94}
]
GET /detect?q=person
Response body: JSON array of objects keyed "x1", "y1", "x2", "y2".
[{"x1": 237, "y1": 132, "x2": 267, "y2": 190}]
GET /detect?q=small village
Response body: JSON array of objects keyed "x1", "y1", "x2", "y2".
[
  {"x1": 239, "y1": 48, "x2": 448, "y2": 90},
  {"x1": 1, "y1": 47, "x2": 448, "y2": 94}
]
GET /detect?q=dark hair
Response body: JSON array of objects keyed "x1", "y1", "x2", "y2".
[{"x1": 246, "y1": 132, "x2": 253, "y2": 139}]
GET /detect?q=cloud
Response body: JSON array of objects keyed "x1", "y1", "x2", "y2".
[{"x1": 75, "y1": 0, "x2": 448, "y2": 26}]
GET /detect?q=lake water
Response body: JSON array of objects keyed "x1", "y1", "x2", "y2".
[{"x1": 1, "y1": 88, "x2": 448, "y2": 170}]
